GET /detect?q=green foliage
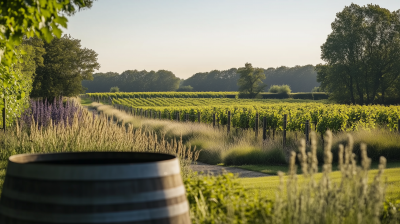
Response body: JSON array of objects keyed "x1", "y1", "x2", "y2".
[
  {"x1": 223, "y1": 145, "x2": 286, "y2": 166},
  {"x1": 0, "y1": 0, "x2": 93, "y2": 126},
  {"x1": 108, "y1": 97, "x2": 400, "y2": 135},
  {"x1": 110, "y1": 86, "x2": 119, "y2": 93},
  {"x1": 183, "y1": 65, "x2": 319, "y2": 92},
  {"x1": 185, "y1": 173, "x2": 273, "y2": 224},
  {"x1": 268, "y1": 85, "x2": 291, "y2": 94},
  {"x1": 311, "y1": 86, "x2": 321, "y2": 92},
  {"x1": 177, "y1": 85, "x2": 194, "y2": 92},
  {"x1": 29, "y1": 35, "x2": 100, "y2": 99},
  {"x1": 83, "y1": 70, "x2": 180, "y2": 92},
  {"x1": 318, "y1": 4, "x2": 400, "y2": 104},
  {"x1": 237, "y1": 63, "x2": 267, "y2": 98}
]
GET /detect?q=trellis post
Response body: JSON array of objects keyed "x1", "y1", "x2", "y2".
[
  {"x1": 227, "y1": 111, "x2": 231, "y2": 134},
  {"x1": 262, "y1": 117, "x2": 267, "y2": 140},
  {"x1": 305, "y1": 120, "x2": 310, "y2": 145},
  {"x1": 2, "y1": 97, "x2": 5, "y2": 132},
  {"x1": 255, "y1": 113, "x2": 259, "y2": 138},
  {"x1": 213, "y1": 114, "x2": 216, "y2": 128},
  {"x1": 283, "y1": 114, "x2": 287, "y2": 147}
]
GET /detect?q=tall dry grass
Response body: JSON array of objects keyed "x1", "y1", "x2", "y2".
[
  {"x1": 0, "y1": 106, "x2": 199, "y2": 183},
  {"x1": 89, "y1": 102, "x2": 289, "y2": 165},
  {"x1": 89, "y1": 101, "x2": 400, "y2": 166}
]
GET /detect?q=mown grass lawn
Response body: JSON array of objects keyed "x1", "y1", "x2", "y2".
[{"x1": 237, "y1": 163, "x2": 400, "y2": 201}]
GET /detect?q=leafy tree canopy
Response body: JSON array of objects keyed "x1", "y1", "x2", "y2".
[
  {"x1": 237, "y1": 63, "x2": 267, "y2": 98},
  {"x1": 110, "y1": 86, "x2": 119, "y2": 93},
  {"x1": 0, "y1": 0, "x2": 94, "y2": 126},
  {"x1": 317, "y1": 4, "x2": 400, "y2": 104},
  {"x1": 29, "y1": 35, "x2": 100, "y2": 99}
]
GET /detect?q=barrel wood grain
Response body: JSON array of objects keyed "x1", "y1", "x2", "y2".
[{"x1": 0, "y1": 152, "x2": 191, "y2": 224}]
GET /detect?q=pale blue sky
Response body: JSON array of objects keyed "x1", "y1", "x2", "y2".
[{"x1": 64, "y1": 1, "x2": 400, "y2": 79}]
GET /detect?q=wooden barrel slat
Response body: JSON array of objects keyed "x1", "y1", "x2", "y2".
[
  {"x1": 0, "y1": 152, "x2": 191, "y2": 224},
  {"x1": 3, "y1": 174, "x2": 183, "y2": 196}
]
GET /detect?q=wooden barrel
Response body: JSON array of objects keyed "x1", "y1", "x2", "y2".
[{"x1": 0, "y1": 152, "x2": 191, "y2": 224}]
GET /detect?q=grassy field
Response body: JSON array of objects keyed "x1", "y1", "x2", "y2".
[{"x1": 237, "y1": 165, "x2": 400, "y2": 201}]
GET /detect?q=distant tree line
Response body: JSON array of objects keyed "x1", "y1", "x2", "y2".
[
  {"x1": 83, "y1": 65, "x2": 319, "y2": 93},
  {"x1": 82, "y1": 70, "x2": 180, "y2": 92},
  {"x1": 182, "y1": 65, "x2": 319, "y2": 92}
]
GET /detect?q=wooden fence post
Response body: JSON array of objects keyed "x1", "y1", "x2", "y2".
[
  {"x1": 227, "y1": 111, "x2": 231, "y2": 134},
  {"x1": 2, "y1": 97, "x2": 5, "y2": 132},
  {"x1": 255, "y1": 113, "x2": 259, "y2": 138},
  {"x1": 305, "y1": 120, "x2": 310, "y2": 145},
  {"x1": 283, "y1": 114, "x2": 287, "y2": 147},
  {"x1": 398, "y1": 119, "x2": 400, "y2": 133},
  {"x1": 213, "y1": 113, "x2": 216, "y2": 128},
  {"x1": 198, "y1": 112, "x2": 201, "y2": 123},
  {"x1": 263, "y1": 117, "x2": 267, "y2": 140},
  {"x1": 176, "y1": 112, "x2": 180, "y2": 121},
  {"x1": 159, "y1": 111, "x2": 161, "y2": 119}
]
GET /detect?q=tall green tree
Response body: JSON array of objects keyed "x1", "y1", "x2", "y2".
[
  {"x1": 237, "y1": 63, "x2": 267, "y2": 98},
  {"x1": 0, "y1": 0, "x2": 94, "y2": 126},
  {"x1": 317, "y1": 4, "x2": 400, "y2": 104},
  {"x1": 30, "y1": 35, "x2": 100, "y2": 99}
]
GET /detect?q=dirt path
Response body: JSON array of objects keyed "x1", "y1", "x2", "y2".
[{"x1": 191, "y1": 162, "x2": 270, "y2": 178}]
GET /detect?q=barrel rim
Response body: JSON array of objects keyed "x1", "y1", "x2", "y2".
[
  {"x1": 9, "y1": 152, "x2": 177, "y2": 165},
  {"x1": 6, "y1": 152, "x2": 181, "y2": 180}
]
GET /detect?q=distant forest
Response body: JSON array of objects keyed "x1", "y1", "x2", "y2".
[
  {"x1": 83, "y1": 65, "x2": 319, "y2": 93},
  {"x1": 82, "y1": 70, "x2": 180, "y2": 92}
]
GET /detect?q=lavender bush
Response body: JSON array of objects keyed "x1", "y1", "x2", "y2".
[{"x1": 20, "y1": 97, "x2": 83, "y2": 128}]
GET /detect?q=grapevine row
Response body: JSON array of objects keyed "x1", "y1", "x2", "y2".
[{"x1": 107, "y1": 98, "x2": 400, "y2": 134}]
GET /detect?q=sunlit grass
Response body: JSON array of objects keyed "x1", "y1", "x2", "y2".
[{"x1": 239, "y1": 166, "x2": 400, "y2": 201}]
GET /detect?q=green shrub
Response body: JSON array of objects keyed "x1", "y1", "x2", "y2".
[
  {"x1": 110, "y1": 86, "x2": 119, "y2": 92},
  {"x1": 311, "y1": 86, "x2": 321, "y2": 92},
  {"x1": 223, "y1": 145, "x2": 286, "y2": 166},
  {"x1": 185, "y1": 173, "x2": 273, "y2": 224},
  {"x1": 268, "y1": 85, "x2": 291, "y2": 94},
  {"x1": 177, "y1": 85, "x2": 194, "y2": 92}
]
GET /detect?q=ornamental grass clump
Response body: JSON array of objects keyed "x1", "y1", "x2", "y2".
[
  {"x1": 0, "y1": 107, "x2": 199, "y2": 181},
  {"x1": 273, "y1": 131, "x2": 387, "y2": 224}
]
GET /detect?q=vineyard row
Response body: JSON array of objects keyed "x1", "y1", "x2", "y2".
[{"x1": 102, "y1": 99, "x2": 400, "y2": 134}]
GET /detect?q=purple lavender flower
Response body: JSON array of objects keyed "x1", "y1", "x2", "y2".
[{"x1": 20, "y1": 98, "x2": 83, "y2": 129}]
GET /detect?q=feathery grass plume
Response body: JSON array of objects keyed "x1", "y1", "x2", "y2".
[
  {"x1": 273, "y1": 131, "x2": 387, "y2": 224},
  {"x1": 0, "y1": 106, "x2": 199, "y2": 180}
]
